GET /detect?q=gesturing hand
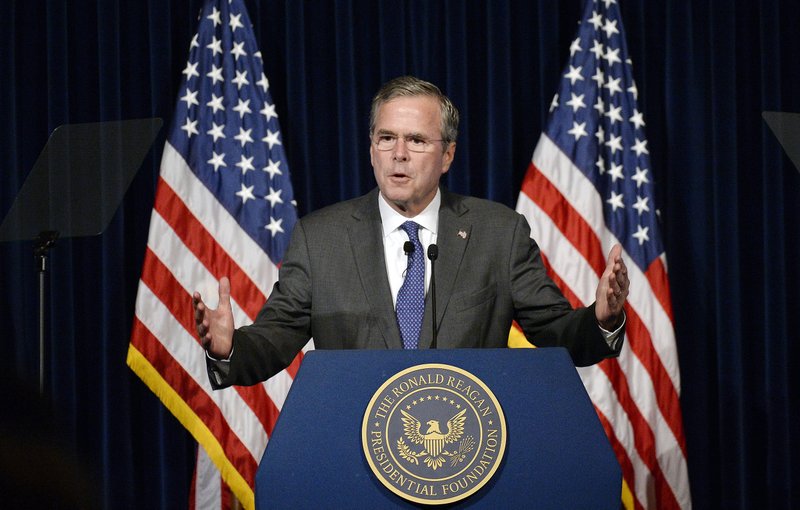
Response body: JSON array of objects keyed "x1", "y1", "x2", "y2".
[
  {"x1": 595, "y1": 244, "x2": 629, "y2": 330},
  {"x1": 192, "y1": 277, "x2": 235, "y2": 359}
]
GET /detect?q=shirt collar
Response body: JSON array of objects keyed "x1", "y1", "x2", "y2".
[{"x1": 378, "y1": 188, "x2": 440, "y2": 238}]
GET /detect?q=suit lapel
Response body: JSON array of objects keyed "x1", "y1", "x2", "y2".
[
  {"x1": 419, "y1": 189, "x2": 471, "y2": 349},
  {"x1": 348, "y1": 189, "x2": 402, "y2": 349}
]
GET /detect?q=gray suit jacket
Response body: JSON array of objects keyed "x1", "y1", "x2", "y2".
[{"x1": 209, "y1": 188, "x2": 621, "y2": 388}]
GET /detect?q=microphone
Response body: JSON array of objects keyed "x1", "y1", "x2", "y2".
[
  {"x1": 402, "y1": 241, "x2": 414, "y2": 278},
  {"x1": 427, "y1": 244, "x2": 438, "y2": 349}
]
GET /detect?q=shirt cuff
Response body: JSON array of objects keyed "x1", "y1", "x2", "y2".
[
  {"x1": 205, "y1": 346, "x2": 233, "y2": 362},
  {"x1": 598, "y1": 312, "x2": 626, "y2": 350},
  {"x1": 205, "y1": 347, "x2": 233, "y2": 388}
]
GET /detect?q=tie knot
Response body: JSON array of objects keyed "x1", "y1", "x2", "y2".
[{"x1": 401, "y1": 221, "x2": 420, "y2": 243}]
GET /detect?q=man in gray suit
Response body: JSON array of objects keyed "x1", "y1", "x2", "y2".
[{"x1": 194, "y1": 76, "x2": 629, "y2": 389}]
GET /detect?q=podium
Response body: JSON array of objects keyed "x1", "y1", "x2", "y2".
[{"x1": 256, "y1": 348, "x2": 620, "y2": 508}]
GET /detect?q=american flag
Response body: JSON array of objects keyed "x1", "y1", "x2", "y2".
[
  {"x1": 515, "y1": 1, "x2": 690, "y2": 508},
  {"x1": 126, "y1": 1, "x2": 311, "y2": 508}
]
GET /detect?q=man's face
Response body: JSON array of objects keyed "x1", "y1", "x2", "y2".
[{"x1": 370, "y1": 96, "x2": 456, "y2": 217}]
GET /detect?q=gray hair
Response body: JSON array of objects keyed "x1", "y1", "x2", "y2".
[{"x1": 369, "y1": 76, "x2": 459, "y2": 149}]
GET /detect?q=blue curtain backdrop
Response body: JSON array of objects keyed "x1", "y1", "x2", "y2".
[{"x1": 1, "y1": 0, "x2": 799, "y2": 508}]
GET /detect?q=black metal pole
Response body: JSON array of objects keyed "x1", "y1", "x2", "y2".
[{"x1": 34, "y1": 230, "x2": 58, "y2": 395}]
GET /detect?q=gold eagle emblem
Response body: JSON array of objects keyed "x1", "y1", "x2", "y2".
[{"x1": 398, "y1": 408, "x2": 469, "y2": 470}]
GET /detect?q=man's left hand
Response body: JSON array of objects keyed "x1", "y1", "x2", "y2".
[{"x1": 595, "y1": 244, "x2": 629, "y2": 330}]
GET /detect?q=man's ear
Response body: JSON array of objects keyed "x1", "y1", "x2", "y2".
[{"x1": 441, "y1": 142, "x2": 456, "y2": 175}]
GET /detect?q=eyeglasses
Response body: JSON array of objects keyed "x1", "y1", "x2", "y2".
[{"x1": 372, "y1": 133, "x2": 446, "y2": 153}]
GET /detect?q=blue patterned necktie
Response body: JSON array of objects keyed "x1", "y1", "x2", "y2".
[{"x1": 396, "y1": 221, "x2": 425, "y2": 349}]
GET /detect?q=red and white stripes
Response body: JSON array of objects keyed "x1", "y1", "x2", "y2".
[
  {"x1": 516, "y1": 134, "x2": 690, "y2": 509},
  {"x1": 128, "y1": 142, "x2": 311, "y2": 509}
]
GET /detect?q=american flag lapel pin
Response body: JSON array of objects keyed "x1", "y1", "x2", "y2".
[{"x1": 457, "y1": 230, "x2": 468, "y2": 239}]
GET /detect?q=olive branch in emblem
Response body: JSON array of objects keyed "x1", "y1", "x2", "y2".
[
  {"x1": 396, "y1": 437, "x2": 425, "y2": 465},
  {"x1": 446, "y1": 435, "x2": 475, "y2": 467}
]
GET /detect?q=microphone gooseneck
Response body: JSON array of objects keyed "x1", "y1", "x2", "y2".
[{"x1": 427, "y1": 244, "x2": 438, "y2": 349}]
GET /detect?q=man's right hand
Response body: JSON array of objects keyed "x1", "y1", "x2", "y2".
[{"x1": 193, "y1": 277, "x2": 235, "y2": 359}]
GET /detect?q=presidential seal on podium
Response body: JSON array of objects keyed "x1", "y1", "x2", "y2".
[{"x1": 362, "y1": 363, "x2": 507, "y2": 505}]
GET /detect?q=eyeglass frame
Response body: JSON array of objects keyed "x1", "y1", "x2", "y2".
[{"x1": 370, "y1": 131, "x2": 449, "y2": 153}]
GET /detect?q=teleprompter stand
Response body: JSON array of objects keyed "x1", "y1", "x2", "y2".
[
  {"x1": 0, "y1": 118, "x2": 162, "y2": 393},
  {"x1": 763, "y1": 111, "x2": 800, "y2": 174}
]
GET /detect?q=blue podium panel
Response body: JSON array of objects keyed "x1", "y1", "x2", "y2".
[{"x1": 256, "y1": 348, "x2": 620, "y2": 509}]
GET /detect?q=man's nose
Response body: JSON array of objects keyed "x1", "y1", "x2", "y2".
[{"x1": 393, "y1": 137, "x2": 410, "y2": 161}]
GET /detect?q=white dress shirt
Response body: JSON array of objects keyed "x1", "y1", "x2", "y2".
[{"x1": 378, "y1": 190, "x2": 440, "y2": 307}]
